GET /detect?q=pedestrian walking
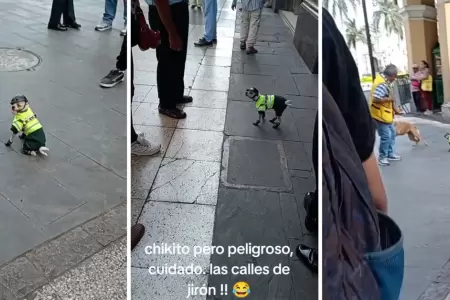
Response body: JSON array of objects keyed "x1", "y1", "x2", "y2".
[
  {"x1": 369, "y1": 64, "x2": 402, "y2": 166},
  {"x1": 146, "y1": 0, "x2": 192, "y2": 119},
  {"x1": 95, "y1": 0, "x2": 127, "y2": 36},
  {"x1": 194, "y1": 0, "x2": 217, "y2": 46},
  {"x1": 48, "y1": 0, "x2": 81, "y2": 31},
  {"x1": 232, "y1": 0, "x2": 264, "y2": 54}
]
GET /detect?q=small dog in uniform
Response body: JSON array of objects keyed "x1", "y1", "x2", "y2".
[
  {"x1": 394, "y1": 120, "x2": 427, "y2": 146},
  {"x1": 245, "y1": 87, "x2": 292, "y2": 128},
  {"x1": 5, "y1": 95, "x2": 49, "y2": 156}
]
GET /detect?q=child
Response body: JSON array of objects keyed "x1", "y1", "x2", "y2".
[{"x1": 231, "y1": 0, "x2": 264, "y2": 54}]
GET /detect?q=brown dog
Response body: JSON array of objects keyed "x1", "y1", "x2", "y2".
[{"x1": 394, "y1": 120, "x2": 427, "y2": 146}]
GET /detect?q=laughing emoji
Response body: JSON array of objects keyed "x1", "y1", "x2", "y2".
[{"x1": 233, "y1": 281, "x2": 250, "y2": 298}]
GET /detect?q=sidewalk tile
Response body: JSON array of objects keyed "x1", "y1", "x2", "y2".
[
  {"x1": 280, "y1": 194, "x2": 303, "y2": 238},
  {"x1": 165, "y1": 129, "x2": 223, "y2": 162},
  {"x1": 149, "y1": 159, "x2": 220, "y2": 205},
  {"x1": 287, "y1": 95, "x2": 317, "y2": 109},
  {"x1": 26, "y1": 227, "x2": 103, "y2": 280},
  {"x1": 81, "y1": 203, "x2": 127, "y2": 246},
  {"x1": 197, "y1": 65, "x2": 231, "y2": 78},
  {"x1": 133, "y1": 103, "x2": 179, "y2": 128},
  {"x1": 132, "y1": 201, "x2": 214, "y2": 269},
  {"x1": 24, "y1": 284, "x2": 61, "y2": 300},
  {"x1": 290, "y1": 260, "x2": 318, "y2": 299},
  {"x1": 49, "y1": 240, "x2": 126, "y2": 300},
  {"x1": 131, "y1": 156, "x2": 163, "y2": 200},
  {"x1": 293, "y1": 74, "x2": 318, "y2": 97},
  {"x1": 202, "y1": 56, "x2": 232, "y2": 67},
  {"x1": 243, "y1": 64, "x2": 292, "y2": 76},
  {"x1": 0, "y1": 257, "x2": 47, "y2": 298},
  {"x1": 133, "y1": 85, "x2": 152, "y2": 103},
  {"x1": 131, "y1": 268, "x2": 207, "y2": 300},
  {"x1": 192, "y1": 75, "x2": 230, "y2": 92},
  {"x1": 283, "y1": 141, "x2": 311, "y2": 170},
  {"x1": 177, "y1": 107, "x2": 226, "y2": 131},
  {"x1": 0, "y1": 283, "x2": 15, "y2": 300},
  {"x1": 186, "y1": 90, "x2": 228, "y2": 109}
]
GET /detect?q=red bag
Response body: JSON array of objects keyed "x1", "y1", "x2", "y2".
[{"x1": 135, "y1": 5, "x2": 160, "y2": 51}]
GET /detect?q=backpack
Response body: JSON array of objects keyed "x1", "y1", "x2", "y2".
[{"x1": 322, "y1": 87, "x2": 404, "y2": 299}]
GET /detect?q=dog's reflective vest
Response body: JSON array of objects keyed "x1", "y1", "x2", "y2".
[
  {"x1": 369, "y1": 74, "x2": 394, "y2": 124},
  {"x1": 255, "y1": 95, "x2": 275, "y2": 112},
  {"x1": 12, "y1": 108, "x2": 42, "y2": 136}
]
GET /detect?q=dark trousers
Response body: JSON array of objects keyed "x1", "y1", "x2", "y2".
[
  {"x1": 48, "y1": 0, "x2": 76, "y2": 26},
  {"x1": 149, "y1": 2, "x2": 189, "y2": 109},
  {"x1": 307, "y1": 114, "x2": 318, "y2": 220},
  {"x1": 412, "y1": 91, "x2": 421, "y2": 112},
  {"x1": 117, "y1": 36, "x2": 127, "y2": 71},
  {"x1": 131, "y1": 51, "x2": 138, "y2": 143}
]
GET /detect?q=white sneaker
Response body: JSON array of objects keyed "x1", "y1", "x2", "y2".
[
  {"x1": 95, "y1": 22, "x2": 112, "y2": 31},
  {"x1": 387, "y1": 154, "x2": 402, "y2": 161},
  {"x1": 131, "y1": 133, "x2": 161, "y2": 156},
  {"x1": 378, "y1": 158, "x2": 390, "y2": 166},
  {"x1": 120, "y1": 26, "x2": 126, "y2": 36},
  {"x1": 424, "y1": 110, "x2": 433, "y2": 115}
]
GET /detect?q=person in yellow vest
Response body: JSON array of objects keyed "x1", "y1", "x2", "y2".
[{"x1": 370, "y1": 64, "x2": 402, "y2": 166}]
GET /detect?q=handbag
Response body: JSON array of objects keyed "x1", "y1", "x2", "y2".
[{"x1": 134, "y1": 4, "x2": 160, "y2": 51}]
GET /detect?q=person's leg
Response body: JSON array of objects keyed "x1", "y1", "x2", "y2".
[
  {"x1": 149, "y1": 4, "x2": 187, "y2": 118},
  {"x1": 123, "y1": 0, "x2": 127, "y2": 25},
  {"x1": 426, "y1": 91, "x2": 433, "y2": 111},
  {"x1": 195, "y1": 0, "x2": 217, "y2": 45},
  {"x1": 131, "y1": 53, "x2": 138, "y2": 144},
  {"x1": 100, "y1": 36, "x2": 126, "y2": 88},
  {"x1": 376, "y1": 121, "x2": 390, "y2": 165},
  {"x1": 48, "y1": 0, "x2": 66, "y2": 30},
  {"x1": 412, "y1": 91, "x2": 421, "y2": 112},
  {"x1": 103, "y1": 0, "x2": 118, "y2": 24},
  {"x1": 246, "y1": 8, "x2": 262, "y2": 54},
  {"x1": 63, "y1": 0, "x2": 80, "y2": 27},
  {"x1": 387, "y1": 123, "x2": 401, "y2": 160},
  {"x1": 240, "y1": 10, "x2": 250, "y2": 49}
]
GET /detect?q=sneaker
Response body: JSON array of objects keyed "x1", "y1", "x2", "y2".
[
  {"x1": 194, "y1": 37, "x2": 213, "y2": 47},
  {"x1": 100, "y1": 69, "x2": 125, "y2": 88},
  {"x1": 240, "y1": 41, "x2": 246, "y2": 50},
  {"x1": 131, "y1": 133, "x2": 161, "y2": 156},
  {"x1": 131, "y1": 223, "x2": 145, "y2": 250},
  {"x1": 120, "y1": 26, "x2": 127, "y2": 36},
  {"x1": 296, "y1": 244, "x2": 318, "y2": 272},
  {"x1": 378, "y1": 157, "x2": 390, "y2": 166},
  {"x1": 387, "y1": 154, "x2": 402, "y2": 161},
  {"x1": 424, "y1": 109, "x2": 433, "y2": 115},
  {"x1": 95, "y1": 22, "x2": 112, "y2": 31}
]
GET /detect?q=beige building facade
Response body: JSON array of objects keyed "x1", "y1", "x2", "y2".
[{"x1": 402, "y1": 0, "x2": 450, "y2": 116}]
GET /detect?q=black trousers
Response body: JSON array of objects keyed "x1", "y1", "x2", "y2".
[
  {"x1": 412, "y1": 91, "x2": 421, "y2": 112},
  {"x1": 48, "y1": 0, "x2": 76, "y2": 26},
  {"x1": 117, "y1": 36, "x2": 127, "y2": 71},
  {"x1": 148, "y1": 2, "x2": 189, "y2": 109}
]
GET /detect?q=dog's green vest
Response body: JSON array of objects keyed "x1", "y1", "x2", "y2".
[
  {"x1": 255, "y1": 95, "x2": 275, "y2": 112},
  {"x1": 12, "y1": 108, "x2": 42, "y2": 136}
]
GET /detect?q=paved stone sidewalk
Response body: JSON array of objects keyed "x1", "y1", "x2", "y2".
[
  {"x1": 374, "y1": 117, "x2": 450, "y2": 300},
  {"x1": 0, "y1": 0, "x2": 126, "y2": 297},
  {"x1": 131, "y1": 2, "x2": 317, "y2": 299}
]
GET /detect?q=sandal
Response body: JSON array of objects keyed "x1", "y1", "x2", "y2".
[
  {"x1": 176, "y1": 95, "x2": 193, "y2": 104},
  {"x1": 158, "y1": 107, "x2": 187, "y2": 119}
]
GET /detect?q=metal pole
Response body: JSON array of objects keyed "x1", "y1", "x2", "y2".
[{"x1": 361, "y1": 0, "x2": 376, "y2": 80}]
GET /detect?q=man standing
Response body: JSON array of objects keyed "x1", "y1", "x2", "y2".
[
  {"x1": 369, "y1": 64, "x2": 402, "y2": 166},
  {"x1": 95, "y1": 0, "x2": 127, "y2": 36},
  {"x1": 194, "y1": 0, "x2": 217, "y2": 46},
  {"x1": 231, "y1": 0, "x2": 264, "y2": 54},
  {"x1": 146, "y1": 0, "x2": 192, "y2": 119}
]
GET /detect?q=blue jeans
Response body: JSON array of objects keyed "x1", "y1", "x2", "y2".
[
  {"x1": 376, "y1": 121, "x2": 396, "y2": 159},
  {"x1": 203, "y1": 0, "x2": 217, "y2": 41},
  {"x1": 102, "y1": 0, "x2": 127, "y2": 25}
]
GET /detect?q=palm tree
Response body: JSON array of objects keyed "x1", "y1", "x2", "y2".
[
  {"x1": 323, "y1": 0, "x2": 358, "y2": 20},
  {"x1": 372, "y1": 0, "x2": 404, "y2": 40},
  {"x1": 344, "y1": 19, "x2": 367, "y2": 50}
]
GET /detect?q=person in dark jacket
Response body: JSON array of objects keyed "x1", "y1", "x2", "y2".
[{"x1": 48, "y1": 0, "x2": 81, "y2": 31}]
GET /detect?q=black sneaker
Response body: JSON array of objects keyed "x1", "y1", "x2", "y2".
[
  {"x1": 246, "y1": 46, "x2": 258, "y2": 55},
  {"x1": 296, "y1": 244, "x2": 318, "y2": 272},
  {"x1": 194, "y1": 37, "x2": 213, "y2": 47},
  {"x1": 212, "y1": 38, "x2": 217, "y2": 44},
  {"x1": 100, "y1": 69, "x2": 125, "y2": 88},
  {"x1": 240, "y1": 41, "x2": 246, "y2": 50}
]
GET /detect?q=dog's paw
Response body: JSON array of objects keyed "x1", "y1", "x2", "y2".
[
  {"x1": 272, "y1": 124, "x2": 280, "y2": 129},
  {"x1": 19, "y1": 134, "x2": 25, "y2": 140},
  {"x1": 5, "y1": 141, "x2": 12, "y2": 147},
  {"x1": 253, "y1": 122, "x2": 260, "y2": 126}
]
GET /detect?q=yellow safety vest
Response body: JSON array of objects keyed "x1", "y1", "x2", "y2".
[
  {"x1": 421, "y1": 74, "x2": 433, "y2": 92},
  {"x1": 369, "y1": 74, "x2": 394, "y2": 124},
  {"x1": 255, "y1": 95, "x2": 275, "y2": 111},
  {"x1": 12, "y1": 108, "x2": 42, "y2": 135}
]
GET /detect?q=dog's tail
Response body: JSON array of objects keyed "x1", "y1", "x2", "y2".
[
  {"x1": 285, "y1": 100, "x2": 292, "y2": 106},
  {"x1": 39, "y1": 147, "x2": 49, "y2": 156}
]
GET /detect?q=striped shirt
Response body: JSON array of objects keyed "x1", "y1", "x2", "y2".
[
  {"x1": 232, "y1": 0, "x2": 264, "y2": 11},
  {"x1": 373, "y1": 75, "x2": 391, "y2": 100}
]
